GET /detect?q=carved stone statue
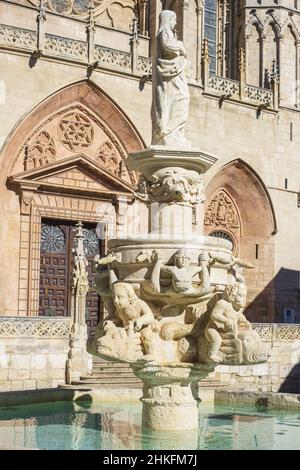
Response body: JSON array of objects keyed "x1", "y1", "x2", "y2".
[
  {"x1": 198, "y1": 282, "x2": 269, "y2": 364},
  {"x1": 151, "y1": 249, "x2": 210, "y2": 296},
  {"x1": 151, "y1": 10, "x2": 190, "y2": 148},
  {"x1": 112, "y1": 282, "x2": 155, "y2": 332},
  {"x1": 204, "y1": 283, "x2": 250, "y2": 362}
]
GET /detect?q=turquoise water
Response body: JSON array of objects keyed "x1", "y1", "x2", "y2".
[{"x1": 0, "y1": 400, "x2": 299, "y2": 450}]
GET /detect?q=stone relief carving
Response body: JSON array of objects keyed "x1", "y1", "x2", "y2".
[
  {"x1": 45, "y1": 34, "x2": 87, "y2": 59},
  {"x1": 91, "y1": 251, "x2": 269, "y2": 367},
  {"x1": 151, "y1": 10, "x2": 190, "y2": 147},
  {"x1": 196, "y1": 282, "x2": 269, "y2": 365},
  {"x1": 58, "y1": 111, "x2": 94, "y2": 151},
  {"x1": 136, "y1": 168, "x2": 205, "y2": 204},
  {"x1": 12, "y1": 104, "x2": 137, "y2": 184},
  {"x1": 96, "y1": 140, "x2": 120, "y2": 173},
  {"x1": 205, "y1": 190, "x2": 240, "y2": 231},
  {"x1": 150, "y1": 250, "x2": 211, "y2": 297},
  {"x1": 24, "y1": 130, "x2": 56, "y2": 170}
]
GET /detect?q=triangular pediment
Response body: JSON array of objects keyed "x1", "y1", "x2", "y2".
[{"x1": 9, "y1": 154, "x2": 134, "y2": 196}]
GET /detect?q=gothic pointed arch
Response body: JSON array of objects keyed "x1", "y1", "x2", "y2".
[
  {"x1": 1, "y1": 79, "x2": 145, "y2": 185},
  {"x1": 204, "y1": 159, "x2": 277, "y2": 322}
]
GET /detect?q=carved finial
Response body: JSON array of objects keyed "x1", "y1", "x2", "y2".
[
  {"x1": 74, "y1": 221, "x2": 85, "y2": 257},
  {"x1": 87, "y1": 6, "x2": 95, "y2": 31},
  {"x1": 130, "y1": 14, "x2": 139, "y2": 44},
  {"x1": 38, "y1": 0, "x2": 47, "y2": 20},
  {"x1": 202, "y1": 39, "x2": 210, "y2": 64},
  {"x1": 238, "y1": 48, "x2": 246, "y2": 73},
  {"x1": 271, "y1": 59, "x2": 279, "y2": 83}
]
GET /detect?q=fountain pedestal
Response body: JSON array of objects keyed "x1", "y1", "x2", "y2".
[{"x1": 132, "y1": 363, "x2": 215, "y2": 431}]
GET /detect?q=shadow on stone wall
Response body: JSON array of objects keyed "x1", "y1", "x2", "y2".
[
  {"x1": 245, "y1": 267, "x2": 300, "y2": 323},
  {"x1": 278, "y1": 364, "x2": 300, "y2": 394}
]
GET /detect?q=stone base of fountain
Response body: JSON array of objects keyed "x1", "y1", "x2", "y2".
[{"x1": 132, "y1": 362, "x2": 215, "y2": 431}]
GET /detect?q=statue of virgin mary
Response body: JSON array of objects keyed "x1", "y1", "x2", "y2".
[{"x1": 151, "y1": 10, "x2": 190, "y2": 148}]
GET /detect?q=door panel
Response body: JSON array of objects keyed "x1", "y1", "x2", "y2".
[{"x1": 39, "y1": 219, "x2": 102, "y2": 335}]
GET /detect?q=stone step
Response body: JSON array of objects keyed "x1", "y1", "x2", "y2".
[
  {"x1": 80, "y1": 374, "x2": 141, "y2": 380},
  {"x1": 79, "y1": 378, "x2": 141, "y2": 385},
  {"x1": 70, "y1": 382, "x2": 141, "y2": 389}
]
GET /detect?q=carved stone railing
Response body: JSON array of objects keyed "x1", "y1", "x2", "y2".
[
  {"x1": 208, "y1": 76, "x2": 239, "y2": 98},
  {"x1": 94, "y1": 44, "x2": 131, "y2": 72},
  {"x1": 252, "y1": 323, "x2": 300, "y2": 342},
  {"x1": 45, "y1": 34, "x2": 87, "y2": 60},
  {"x1": 244, "y1": 84, "x2": 273, "y2": 105},
  {"x1": 0, "y1": 22, "x2": 150, "y2": 78},
  {"x1": 0, "y1": 24, "x2": 37, "y2": 50},
  {"x1": 0, "y1": 317, "x2": 72, "y2": 338},
  {"x1": 137, "y1": 56, "x2": 152, "y2": 75}
]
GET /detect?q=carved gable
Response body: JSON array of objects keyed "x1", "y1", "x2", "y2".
[
  {"x1": 10, "y1": 155, "x2": 134, "y2": 197},
  {"x1": 11, "y1": 104, "x2": 137, "y2": 187}
]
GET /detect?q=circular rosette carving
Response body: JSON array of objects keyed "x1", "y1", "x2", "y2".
[
  {"x1": 28, "y1": 0, "x2": 109, "y2": 17},
  {"x1": 58, "y1": 112, "x2": 94, "y2": 151},
  {"x1": 137, "y1": 167, "x2": 205, "y2": 204}
]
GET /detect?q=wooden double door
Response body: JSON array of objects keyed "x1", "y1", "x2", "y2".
[{"x1": 39, "y1": 219, "x2": 103, "y2": 335}]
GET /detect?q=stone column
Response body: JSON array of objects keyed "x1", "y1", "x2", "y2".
[
  {"x1": 132, "y1": 363, "x2": 214, "y2": 431},
  {"x1": 195, "y1": 3, "x2": 204, "y2": 83},
  {"x1": 66, "y1": 222, "x2": 90, "y2": 384},
  {"x1": 202, "y1": 38, "x2": 210, "y2": 91}
]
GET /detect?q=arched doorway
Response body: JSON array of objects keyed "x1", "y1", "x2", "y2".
[
  {"x1": 0, "y1": 80, "x2": 145, "y2": 332},
  {"x1": 204, "y1": 159, "x2": 277, "y2": 322}
]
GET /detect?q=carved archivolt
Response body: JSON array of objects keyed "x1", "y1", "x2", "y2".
[
  {"x1": 11, "y1": 104, "x2": 137, "y2": 186},
  {"x1": 24, "y1": 130, "x2": 56, "y2": 170},
  {"x1": 204, "y1": 189, "x2": 241, "y2": 248}
]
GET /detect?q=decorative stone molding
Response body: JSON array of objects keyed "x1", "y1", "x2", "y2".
[
  {"x1": 244, "y1": 84, "x2": 273, "y2": 105},
  {"x1": 0, "y1": 317, "x2": 72, "y2": 338},
  {"x1": 45, "y1": 34, "x2": 88, "y2": 59},
  {"x1": 137, "y1": 167, "x2": 205, "y2": 204},
  {"x1": 252, "y1": 323, "x2": 300, "y2": 342},
  {"x1": 0, "y1": 24, "x2": 37, "y2": 50},
  {"x1": 94, "y1": 44, "x2": 131, "y2": 71},
  {"x1": 208, "y1": 76, "x2": 239, "y2": 98}
]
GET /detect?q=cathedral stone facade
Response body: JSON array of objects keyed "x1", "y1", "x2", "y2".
[{"x1": 1, "y1": 0, "x2": 300, "y2": 392}]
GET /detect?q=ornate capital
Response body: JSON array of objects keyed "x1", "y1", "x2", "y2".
[{"x1": 136, "y1": 167, "x2": 205, "y2": 205}]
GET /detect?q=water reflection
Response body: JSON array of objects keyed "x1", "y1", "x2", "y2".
[{"x1": 0, "y1": 401, "x2": 299, "y2": 450}]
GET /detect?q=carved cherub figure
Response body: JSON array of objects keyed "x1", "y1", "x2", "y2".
[
  {"x1": 112, "y1": 283, "x2": 155, "y2": 333},
  {"x1": 205, "y1": 282, "x2": 251, "y2": 362},
  {"x1": 151, "y1": 249, "x2": 210, "y2": 295}
]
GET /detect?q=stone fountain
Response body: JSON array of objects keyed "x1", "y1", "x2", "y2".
[{"x1": 88, "y1": 10, "x2": 269, "y2": 433}]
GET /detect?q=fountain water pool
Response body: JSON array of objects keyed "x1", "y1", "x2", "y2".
[{"x1": 0, "y1": 400, "x2": 299, "y2": 450}]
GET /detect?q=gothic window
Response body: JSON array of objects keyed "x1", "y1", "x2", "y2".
[
  {"x1": 204, "y1": 0, "x2": 217, "y2": 75},
  {"x1": 41, "y1": 224, "x2": 66, "y2": 254}
]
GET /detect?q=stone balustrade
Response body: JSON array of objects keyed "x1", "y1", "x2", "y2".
[
  {"x1": 0, "y1": 22, "x2": 277, "y2": 109},
  {"x1": 0, "y1": 316, "x2": 72, "y2": 338}
]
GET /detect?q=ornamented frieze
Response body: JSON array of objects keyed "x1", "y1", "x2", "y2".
[
  {"x1": 208, "y1": 76, "x2": 239, "y2": 98},
  {"x1": 45, "y1": 34, "x2": 88, "y2": 59},
  {"x1": 244, "y1": 84, "x2": 273, "y2": 105},
  {"x1": 0, "y1": 317, "x2": 71, "y2": 338},
  {"x1": 0, "y1": 24, "x2": 37, "y2": 49},
  {"x1": 94, "y1": 44, "x2": 131, "y2": 71}
]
